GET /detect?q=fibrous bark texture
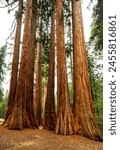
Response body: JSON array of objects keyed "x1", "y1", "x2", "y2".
[
  {"x1": 43, "y1": 85, "x2": 47, "y2": 115},
  {"x1": 43, "y1": 8, "x2": 56, "y2": 130},
  {"x1": 34, "y1": 18, "x2": 42, "y2": 126},
  {"x1": 72, "y1": 0, "x2": 101, "y2": 141},
  {"x1": 4, "y1": 0, "x2": 38, "y2": 129},
  {"x1": 3, "y1": 0, "x2": 23, "y2": 127},
  {"x1": 55, "y1": 0, "x2": 74, "y2": 135}
]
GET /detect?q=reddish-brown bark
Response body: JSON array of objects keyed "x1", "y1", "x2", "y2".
[
  {"x1": 4, "y1": 0, "x2": 38, "y2": 129},
  {"x1": 3, "y1": 0, "x2": 23, "y2": 127},
  {"x1": 34, "y1": 18, "x2": 42, "y2": 126},
  {"x1": 43, "y1": 85, "x2": 47, "y2": 115},
  {"x1": 55, "y1": 0, "x2": 74, "y2": 135},
  {"x1": 72, "y1": 0, "x2": 101, "y2": 140},
  {"x1": 43, "y1": 8, "x2": 56, "y2": 130}
]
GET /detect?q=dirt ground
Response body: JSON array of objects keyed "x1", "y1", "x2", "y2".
[{"x1": 0, "y1": 124, "x2": 103, "y2": 150}]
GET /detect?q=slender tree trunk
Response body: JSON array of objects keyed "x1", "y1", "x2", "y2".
[
  {"x1": 43, "y1": 84, "x2": 47, "y2": 115},
  {"x1": 4, "y1": 0, "x2": 38, "y2": 129},
  {"x1": 55, "y1": 0, "x2": 74, "y2": 135},
  {"x1": 25, "y1": 0, "x2": 38, "y2": 128},
  {"x1": 72, "y1": 0, "x2": 101, "y2": 141},
  {"x1": 34, "y1": 18, "x2": 42, "y2": 126},
  {"x1": 43, "y1": 7, "x2": 56, "y2": 130},
  {"x1": 3, "y1": 0, "x2": 23, "y2": 127}
]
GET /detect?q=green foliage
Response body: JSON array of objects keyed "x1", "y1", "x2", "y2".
[
  {"x1": 0, "y1": 89, "x2": 3, "y2": 101},
  {"x1": 36, "y1": 1, "x2": 53, "y2": 79},
  {"x1": 38, "y1": 0, "x2": 55, "y2": 27},
  {"x1": 69, "y1": 82, "x2": 73, "y2": 109},
  {"x1": 0, "y1": 97, "x2": 7, "y2": 119},
  {"x1": 0, "y1": 45, "x2": 7, "y2": 100},
  {"x1": 64, "y1": 0, "x2": 72, "y2": 56},
  {"x1": 88, "y1": 0, "x2": 103, "y2": 133},
  {"x1": 87, "y1": 45, "x2": 103, "y2": 133},
  {"x1": 89, "y1": 0, "x2": 103, "y2": 58},
  {"x1": 41, "y1": 31, "x2": 50, "y2": 78}
]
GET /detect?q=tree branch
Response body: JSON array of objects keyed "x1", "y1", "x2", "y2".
[{"x1": 0, "y1": 1, "x2": 17, "y2": 8}]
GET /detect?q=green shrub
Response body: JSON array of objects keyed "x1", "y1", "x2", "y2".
[{"x1": 0, "y1": 97, "x2": 7, "y2": 119}]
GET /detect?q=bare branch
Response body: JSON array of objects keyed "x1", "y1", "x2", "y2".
[
  {"x1": 9, "y1": 18, "x2": 16, "y2": 30},
  {"x1": 5, "y1": 22, "x2": 16, "y2": 41},
  {"x1": 0, "y1": 1, "x2": 17, "y2": 8}
]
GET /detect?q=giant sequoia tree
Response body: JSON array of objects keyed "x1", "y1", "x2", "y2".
[
  {"x1": 2, "y1": 0, "x2": 102, "y2": 141},
  {"x1": 3, "y1": 0, "x2": 23, "y2": 126},
  {"x1": 72, "y1": 0, "x2": 101, "y2": 140},
  {"x1": 55, "y1": 0, "x2": 74, "y2": 135},
  {"x1": 43, "y1": 4, "x2": 56, "y2": 130},
  {"x1": 34, "y1": 17, "x2": 42, "y2": 126},
  {"x1": 3, "y1": 0, "x2": 38, "y2": 129}
]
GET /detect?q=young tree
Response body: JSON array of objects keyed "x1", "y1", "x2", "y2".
[
  {"x1": 3, "y1": 0, "x2": 38, "y2": 129},
  {"x1": 43, "y1": 84, "x2": 47, "y2": 114},
  {"x1": 0, "y1": 45, "x2": 6, "y2": 100},
  {"x1": 55, "y1": 0, "x2": 74, "y2": 135},
  {"x1": 3, "y1": 0, "x2": 23, "y2": 126},
  {"x1": 72, "y1": 0, "x2": 101, "y2": 140},
  {"x1": 43, "y1": 5, "x2": 56, "y2": 130},
  {"x1": 34, "y1": 18, "x2": 42, "y2": 126}
]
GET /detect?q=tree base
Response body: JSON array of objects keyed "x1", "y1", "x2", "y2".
[
  {"x1": 43, "y1": 112, "x2": 56, "y2": 130},
  {"x1": 55, "y1": 110, "x2": 74, "y2": 135}
]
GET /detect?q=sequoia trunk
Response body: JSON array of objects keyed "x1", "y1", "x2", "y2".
[
  {"x1": 43, "y1": 8, "x2": 56, "y2": 130},
  {"x1": 3, "y1": 0, "x2": 23, "y2": 127},
  {"x1": 34, "y1": 18, "x2": 42, "y2": 126},
  {"x1": 72, "y1": 0, "x2": 101, "y2": 140},
  {"x1": 55, "y1": 0, "x2": 74, "y2": 135},
  {"x1": 4, "y1": 0, "x2": 38, "y2": 129}
]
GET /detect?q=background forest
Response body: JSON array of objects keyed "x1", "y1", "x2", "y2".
[{"x1": 0, "y1": 0, "x2": 103, "y2": 139}]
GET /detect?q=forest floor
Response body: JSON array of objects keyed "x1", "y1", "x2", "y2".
[{"x1": 0, "y1": 122, "x2": 103, "y2": 150}]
